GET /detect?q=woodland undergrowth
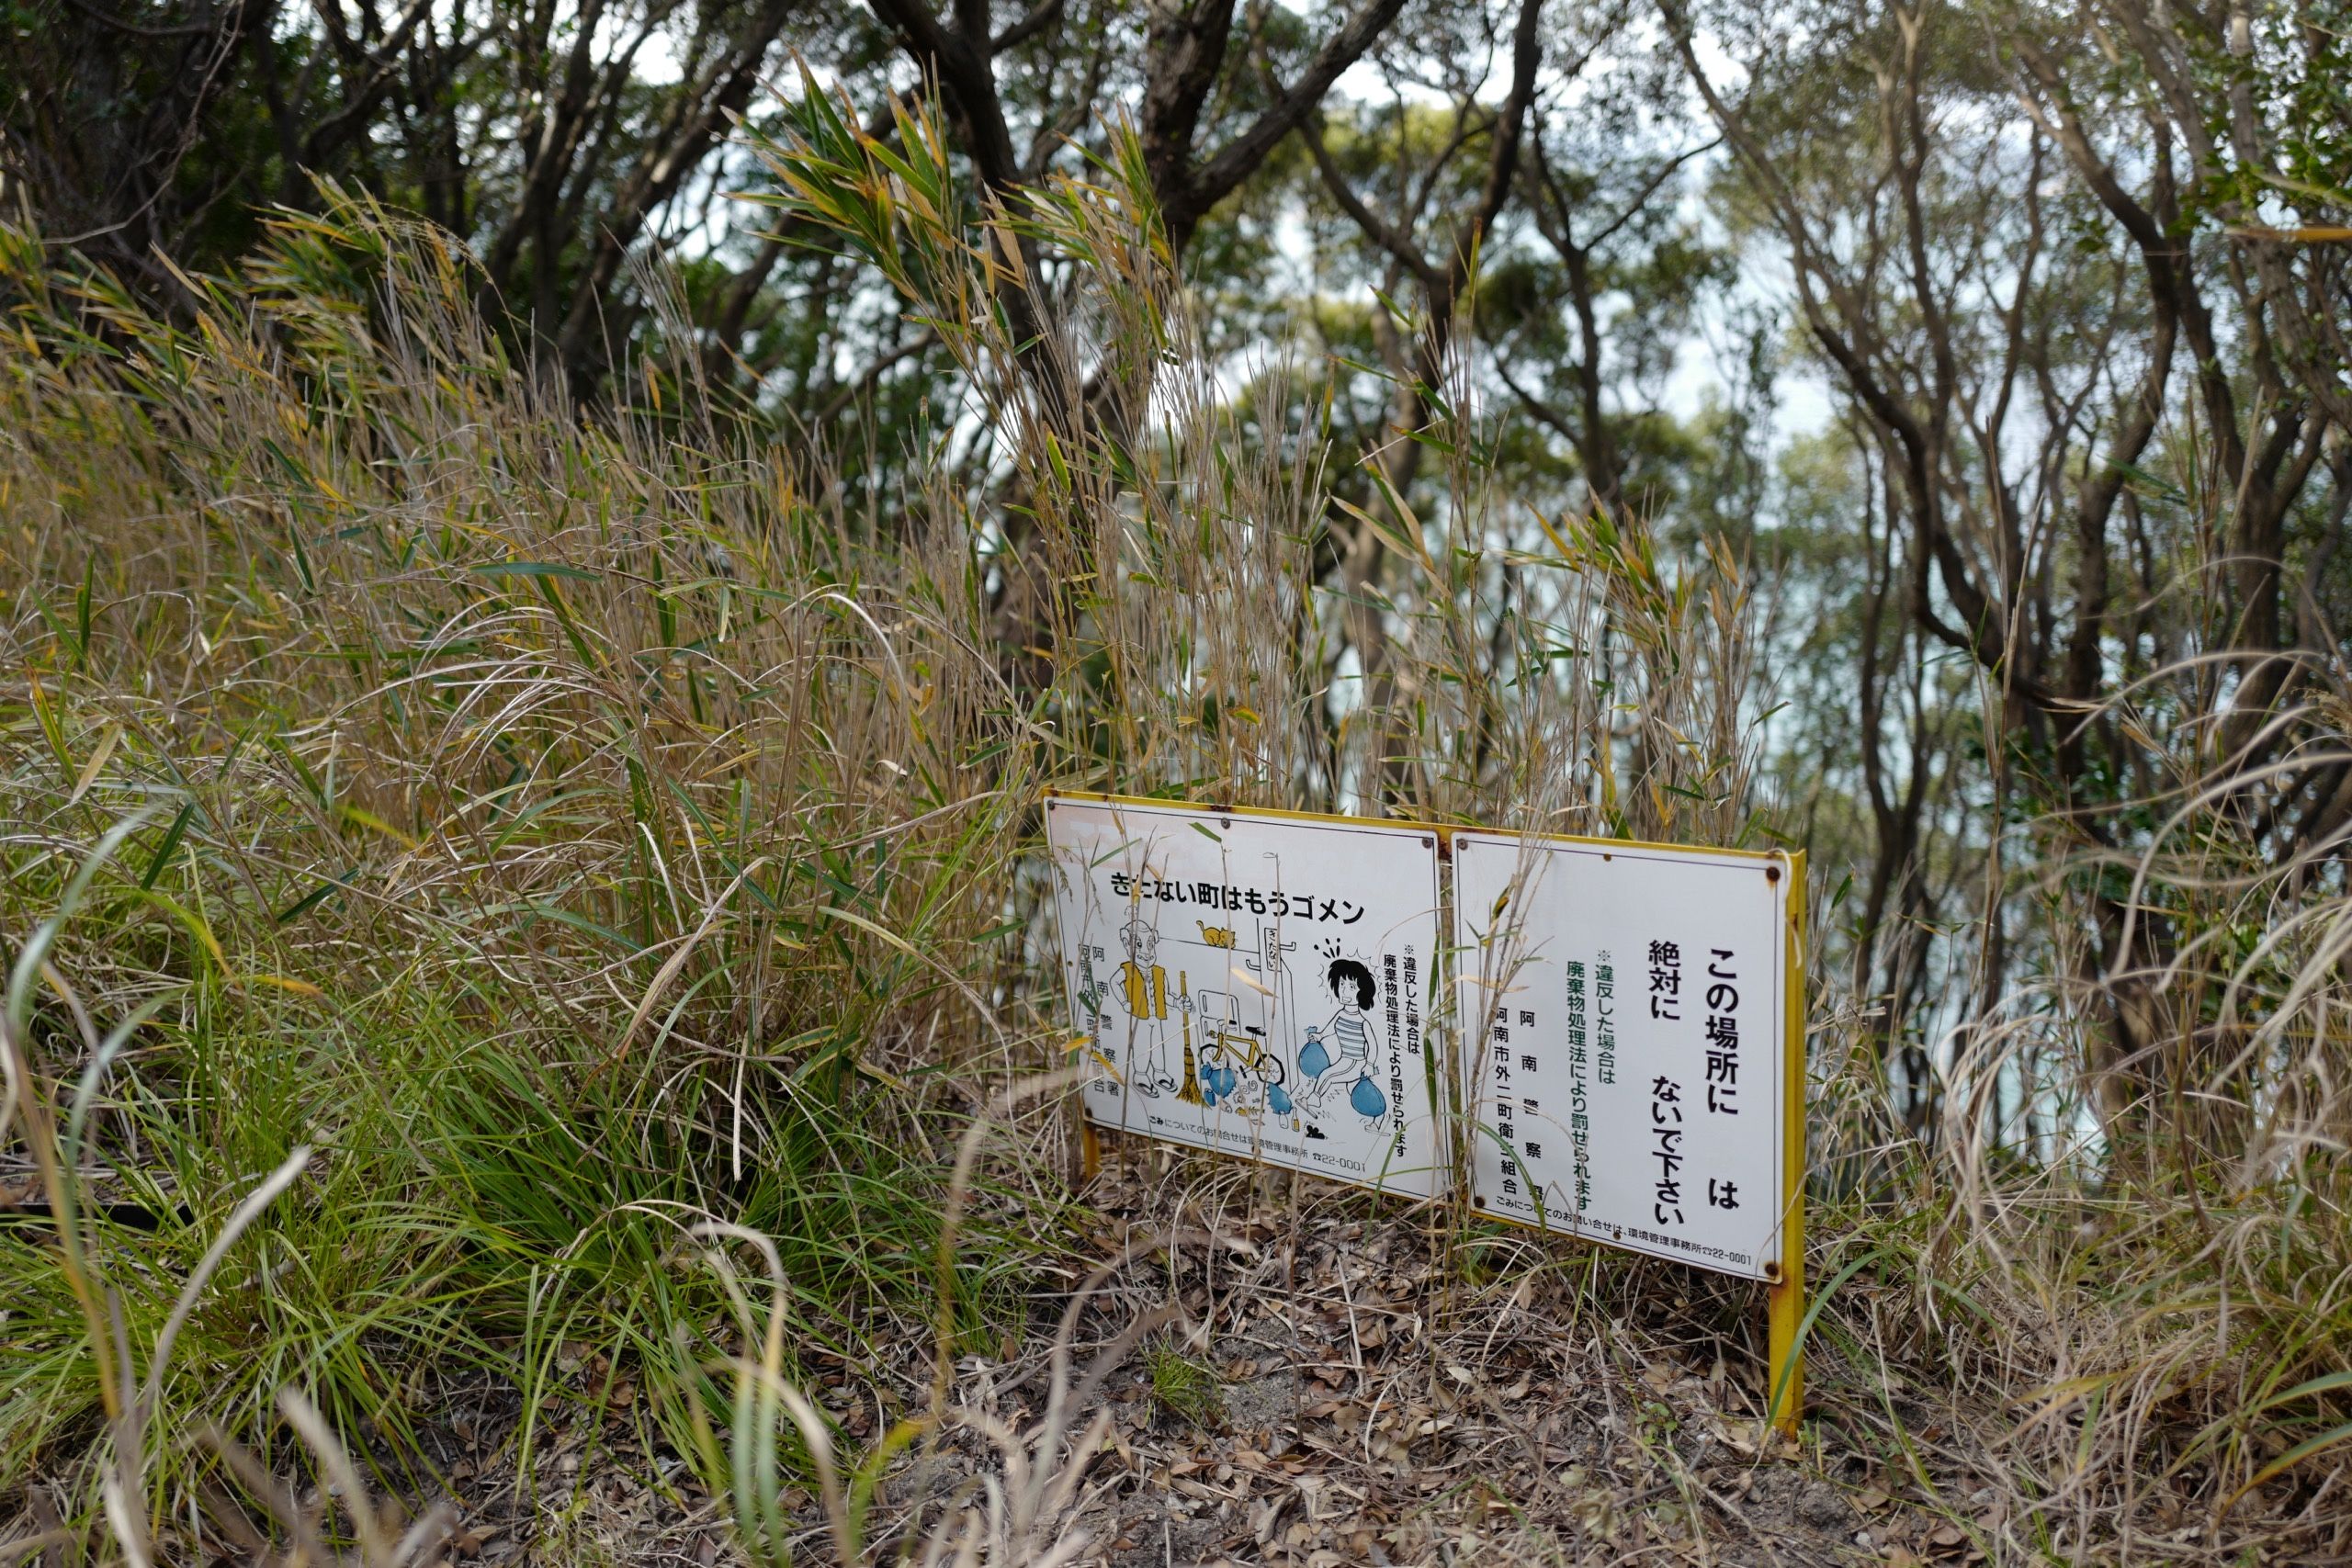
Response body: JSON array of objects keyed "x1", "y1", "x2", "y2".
[{"x1": 3, "y1": 95, "x2": 2349, "y2": 1566}]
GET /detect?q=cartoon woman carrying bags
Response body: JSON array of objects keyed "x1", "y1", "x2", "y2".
[{"x1": 1301, "y1": 956, "x2": 1386, "y2": 1126}]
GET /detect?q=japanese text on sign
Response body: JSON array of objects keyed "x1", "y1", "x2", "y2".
[{"x1": 1451, "y1": 832, "x2": 1792, "y2": 1281}]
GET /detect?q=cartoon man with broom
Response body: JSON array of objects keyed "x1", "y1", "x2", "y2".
[{"x1": 1114, "y1": 919, "x2": 1180, "y2": 1096}]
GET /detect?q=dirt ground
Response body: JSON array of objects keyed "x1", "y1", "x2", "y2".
[
  {"x1": 348, "y1": 1137, "x2": 2098, "y2": 1568},
  {"x1": 1015, "y1": 1149, "x2": 1892, "y2": 1567}
]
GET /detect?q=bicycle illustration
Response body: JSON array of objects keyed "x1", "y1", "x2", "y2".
[{"x1": 1193, "y1": 987, "x2": 1295, "y2": 1113}]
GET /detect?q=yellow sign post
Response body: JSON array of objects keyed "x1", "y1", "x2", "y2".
[
  {"x1": 1770, "y1": 856, "x2": 1807, "y2": 1438},
  {"x1": 1449, "y1": 829, "x2": 1806, "y2": 1438}
]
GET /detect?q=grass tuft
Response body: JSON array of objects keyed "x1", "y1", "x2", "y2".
[{"x1": 1143, "y1": 1345, "x2": 1227, "y2": 1431}]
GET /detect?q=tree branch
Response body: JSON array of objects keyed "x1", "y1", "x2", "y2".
[{"x1": 1180, "y1": 0, "x2": 1408, "y2": 241}]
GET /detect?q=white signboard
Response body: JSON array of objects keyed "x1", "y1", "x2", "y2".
[
  {"x1": 1452, "y1": 831, "x2": 1792, "y2": 1279},
  {"x1": 1046, "y1": 794, "x2": 1449, "y2": 1199}
]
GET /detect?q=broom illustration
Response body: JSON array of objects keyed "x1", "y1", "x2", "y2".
[{"x1": 1176, "y1": 969, "x2": 1204, "y2": 1106}]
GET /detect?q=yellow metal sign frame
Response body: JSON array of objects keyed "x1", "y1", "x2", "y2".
[
  {"x1": 1042, "y1": 789, "x2": 1808, "y2": 1438},
  {"x1": 1770, "y1": 848, "x2": 1808, "y2": 1438}
]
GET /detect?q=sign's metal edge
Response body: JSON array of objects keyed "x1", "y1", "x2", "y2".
[
  {"x1": 1445, "y1": 831, "x2": 1798, "y2": 1284},
  {"x1": 1042, "y1": 788, "x2": 1789, "y2": 867},
  {"x1": 1039, "y1": 785, "x2": 1440, "y2": 839},
  {"x1": 1046, "y1": 786, "x2": 1455, "y2": 1203},
  {"x1": 1446, "y1": 822, "x2": 1790, "y2": 866}
]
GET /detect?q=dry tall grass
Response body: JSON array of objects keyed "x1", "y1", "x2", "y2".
[{"x1": 2, "y1": 86, "x2": 2349, "y2": 1564}]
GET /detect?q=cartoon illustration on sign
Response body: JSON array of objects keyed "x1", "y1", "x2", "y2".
[
  {"x1": 1046, "y1": 794, "x2": 1449, "y2": 1199},
  {"x1": 1294, "y1": 950, "x2": 1390, "y2": 1133},
  {"x1": 1112, "y1": 919, "x2": 1178, "y2": 1095}
]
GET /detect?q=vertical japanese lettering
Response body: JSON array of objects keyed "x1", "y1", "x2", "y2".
[
  {"x1": 1594, "y1": 952, "x2": 1616, "y2": 1086},
  {"x1": 1566, "y1": 960, "x2": 1590, "y2": 1214},
  {"x1": 1704, "y1": 948, "x2": 1738, "y2": 1115},
  {"x1": 1648, "y1": 940, "x2": 1681, "y2": 1021},
  {"x1": 1651, "y1": 1076, "x2": 1685, "y2": 1226}
]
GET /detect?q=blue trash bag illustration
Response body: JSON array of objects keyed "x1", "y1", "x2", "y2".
[
  {"x1": 1199, "y1": 1066, "x2": 1221, "y2": 1105},
  {"x1": 1268, "y1": 1085, "x2": 1294, "y2": 1115},
  {"x1": 1297, "y1": 1028, "x2": 1332, "y2": 1081},
  {"x1": 1214, "y1": 1065, "x2": 1239, "y2": 1100},
  {"x1": 1349, "y1": 1072, "x2": 1387, "y2": 1118}
]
